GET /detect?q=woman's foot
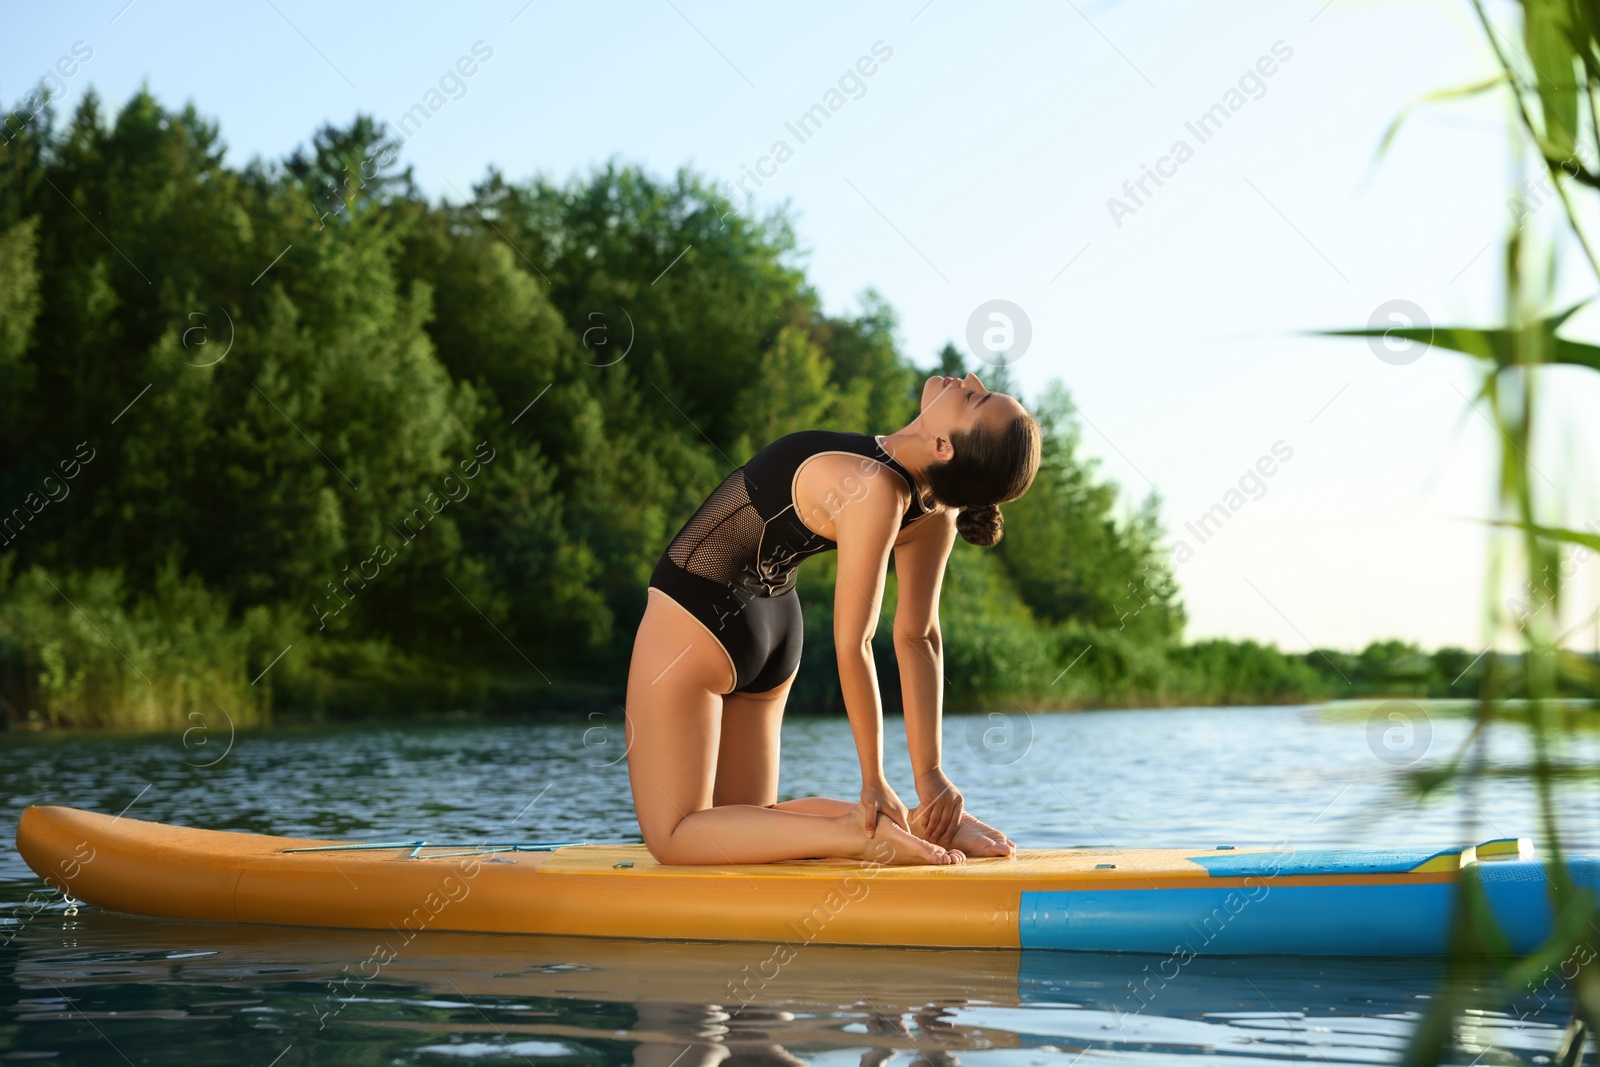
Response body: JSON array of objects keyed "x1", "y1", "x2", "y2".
[
  {"x1": 909, "y1": 809, "x2": 1017, "y2": 858},
  {"x1": 841, "y1": 808, "x2": 966, "y2": 867}
]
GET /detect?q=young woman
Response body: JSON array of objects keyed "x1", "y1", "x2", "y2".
[{"x1": 623, "y1": 371, "x2": 1042, "y2": 866}]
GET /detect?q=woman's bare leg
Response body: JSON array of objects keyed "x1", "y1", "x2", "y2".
[
  {"x1": 713, "y1": 668, "x2": 967, "y2": 865},
  {"x1": 625, "y1": 590, "x2": 959, "y2": 866},
  {"x1": 712, "y1": 665, "x2": 794, "y2": 808},
  {"x1": 770, "y1": 797, "x2": 1016, "y2": 857}
]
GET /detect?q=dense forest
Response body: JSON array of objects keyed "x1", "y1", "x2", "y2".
[{"x1": 0, "y1": 89, "x2": 1561, "y2": 729}]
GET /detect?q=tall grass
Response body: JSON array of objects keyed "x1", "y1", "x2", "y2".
[
  {"x1": 0, "y1": 557, "x2": 516, "y2": 729},
  {"x1": 0, "y1": 560, "x2": 272, "y2": 730},
  {"x1": 1334, "y1": 2, "x2": 1600, "y2": 1057}
]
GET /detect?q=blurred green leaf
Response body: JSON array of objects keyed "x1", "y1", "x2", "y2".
[
  {"x1": 1527, "y1": 0, "x2": 1582, "y2": 157},
  {"x1": 1492, "y1": 519, "x2": 1600, "y2": 553},
  {"x1": 1376, "y1": 75, "x2": 1507, "y2": 159},
  {"x1": 1320, "y1": 301, "x2": 1600, "y2": 372}
]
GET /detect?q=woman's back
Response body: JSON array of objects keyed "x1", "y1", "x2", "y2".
[{"x1": 661, "y1": 429, "x2": 926, "y2": 599}]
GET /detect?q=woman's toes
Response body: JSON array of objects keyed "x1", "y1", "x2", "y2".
[
  {"x1": 948, "y1": 813, "x2": 1016, "y2": 857},
  {"x1": 917, "y1": 835, "x2": 962, "y2": 866}
]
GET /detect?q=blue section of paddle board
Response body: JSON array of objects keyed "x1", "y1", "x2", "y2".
[
  {"x1": 1020, "y1": 883, "x2": 1455, "y2": 956},
  {"x1": 1476, "y1": 858, "x2": 1600, "y2": 954},
  {"x1": 1185, "y1": 847, "x2": 1464, "y2": 877},
  {"x1": 1019, "y1": 858, "x2": 1600, "y2": 957}
]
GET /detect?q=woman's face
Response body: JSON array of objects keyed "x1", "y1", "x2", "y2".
[{"x1": 918, "y1": 371, "x2": 1015, "y2": 441}]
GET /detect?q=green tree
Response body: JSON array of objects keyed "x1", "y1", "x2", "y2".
[
  {"x1": 729, "y1": 325, "x2": 845, "y2": 461},
  {"x1": 932, "y1": 341, "x2": 967, "y2": 378},
  {"x1": 0, "y1": 84, "x2": 1353, "y2": 727},
  {"x1": 996, "y1": 382, "x2": 1185, "y2": 644}
]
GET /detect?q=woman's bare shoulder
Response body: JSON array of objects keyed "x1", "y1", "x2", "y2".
[{"x1": 793, "y1": 451, "x2": 911, "y2": 539}]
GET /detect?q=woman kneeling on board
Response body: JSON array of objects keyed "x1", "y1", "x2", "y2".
[{"x1": 625, "y1": 371, "x2": 1042, "y2": 865}]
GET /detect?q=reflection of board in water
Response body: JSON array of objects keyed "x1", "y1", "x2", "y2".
[
  {"x1": 7, "y1": 914, "x2": 1572, "y2": 1063},
  {"x1": 17, "y1": 803, "x2": 1600, "y2": 956}
]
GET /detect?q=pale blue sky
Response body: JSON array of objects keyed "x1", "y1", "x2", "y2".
[{"x1": 8, "y1": 0, "x2": 1600, "y2": 653}]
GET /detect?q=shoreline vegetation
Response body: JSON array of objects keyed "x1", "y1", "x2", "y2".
[
  {"x1": 1, "y1": 90, "x2": 1595, "y2": 731},
  {"x1": 4, "y1": 695, "x2": 1596, "y2": 739}
]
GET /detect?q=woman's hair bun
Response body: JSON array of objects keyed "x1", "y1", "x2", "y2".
[{"x1": 955, "y1": 503, "x2": 1003, "y2": 547}]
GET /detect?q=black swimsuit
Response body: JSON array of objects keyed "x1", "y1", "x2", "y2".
[{"x1": 648, "y1": 430, "x2": 930, "y2": 695}]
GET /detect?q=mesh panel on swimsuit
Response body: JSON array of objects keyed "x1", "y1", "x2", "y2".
[
  {"x1": 649, "y1": 431, "x2": 928, "y2": 694},
  {"x1": 662, "y1": 468, "x2": 767, "y2": 588},
  {"x1": 661, "y1": 430, "x2": 931, "y2": 605}
]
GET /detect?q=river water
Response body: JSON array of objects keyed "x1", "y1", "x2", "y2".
[{"x1": 2, "y1": 702, "x2": 1597, "y2": 1065}]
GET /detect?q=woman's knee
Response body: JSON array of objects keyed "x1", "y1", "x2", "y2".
[{"x1": 639, "y1": 817, "x2": 699, "y2": 865}]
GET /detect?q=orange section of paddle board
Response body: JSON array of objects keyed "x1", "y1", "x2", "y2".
[{"x1": 16, "y1": 804, "x2": 1275, "y2": 948}]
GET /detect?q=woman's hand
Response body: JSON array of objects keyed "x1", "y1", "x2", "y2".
[
  {"x1": 914, "y1": 768, "x2": 964, "y2": 849},
  {"x1": 858, "y1": 779, "x2": 910, "y2": 839}
]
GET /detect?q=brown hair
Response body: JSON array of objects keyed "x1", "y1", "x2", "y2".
[{"x1": 922, "y1": 408, "x2": 1042, "y2": 546}]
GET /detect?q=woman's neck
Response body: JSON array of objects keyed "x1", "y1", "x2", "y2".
[{"x1": 877, "y1": 431, "x2": 938, "y2": 506}]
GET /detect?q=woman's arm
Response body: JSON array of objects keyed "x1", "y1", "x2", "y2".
[
  {"x1": 830, "y1": 471, "x2": 910, "y2": 832},
  {"x1": 891, "y1": 512, "x2": 960, "y2": 843}
]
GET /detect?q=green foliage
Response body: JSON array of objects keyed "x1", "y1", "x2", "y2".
[
  {"x1": 934, "y1": 545, "x2": 1060, "y2": 708},
  {"x1": 1331, "y1": 5, "x2": 1600, "y2": 1056},
  {"x1": 996, "y1": 381, "x2": 1184, "y2": 644},
  {"x1": 1321, "y1": 301, "x2": 1600, "y2": 375},
  {"x1": 1526, "y1": 0, "x2": 1581, "y2": 156},
  {"x1": 932, "y1": 341, "x2": 968, "y2": 378},
  {"x1": 0, "y1": 86, "x2": 1464, "y2": 730},
  {"x1": 0, "y1": 560, "x2": 270, "y2": 730},
  {"x1": 0, "y1": 217, "x2": 40, "y2": 381},
  {"x1": 730, "y1": 326, "x2": 850, "y2": 461},
  {"x1": 1168, "y1": 638, "x2": 1326, "y2": 705}
]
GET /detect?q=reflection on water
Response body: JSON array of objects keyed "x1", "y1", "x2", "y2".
[
  {"x1": 0, "y1": 915, "x2": 1571, "y2": 1065},
  {"x1": 1, "y1": 706, "x2": 1594, "y2": 1064}
]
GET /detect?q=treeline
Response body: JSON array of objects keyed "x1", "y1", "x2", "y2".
[
  {"x1": 0, "y1": 89, "x2": 1572, "y2": 729},
  {"x1": 1169, "y1": 639, "x2": 1600, "y2": 707}
]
